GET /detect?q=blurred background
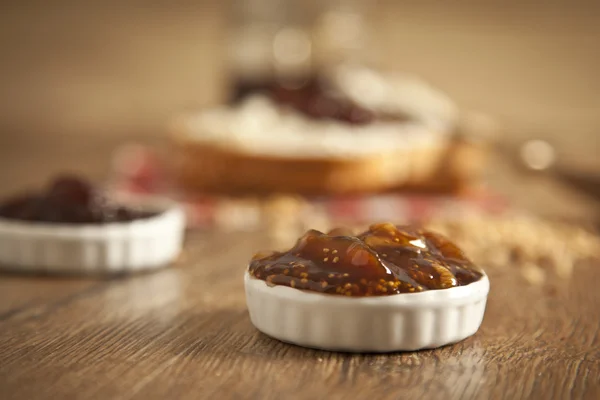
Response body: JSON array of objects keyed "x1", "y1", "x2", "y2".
[{"x1": 0, "y1": 0, "x2": 598, "y2": 220}]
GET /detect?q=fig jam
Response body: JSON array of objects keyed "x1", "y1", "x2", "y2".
[
  {"x1": 0, "y1": 175, "x2": 159, "y2": 224},
  {"x1": 249, "y1": 223, "x2": 483, "y2": 296}
]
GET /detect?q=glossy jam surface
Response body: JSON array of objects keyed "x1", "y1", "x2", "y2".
[
  {"x1": 0, "y1": 176, "x2": 159, "y2": 224},
  {"x1": 249, "y1": 223, "x2": 483, "y2": 296}
]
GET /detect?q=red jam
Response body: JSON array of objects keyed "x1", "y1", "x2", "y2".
[
  {"x1": 0, "y1": 175, "x2": 159, "y2": 224},
  {"x1": 269, "y1": 80, "x2": 375, "y2": 125},
  {"x1": 249, "y1": 223, "x2": 483, "y2": 296},
  {"x1": 231, "y1": 78, "x2": 410, "y2": 125}
]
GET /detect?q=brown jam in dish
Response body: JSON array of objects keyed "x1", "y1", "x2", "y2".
[
  {"x1": 0, "y1": 175, "x2": 159, "y2": 224},
  {"x1": 249, "y1": 223, "x2": 484, "y2": 296}
]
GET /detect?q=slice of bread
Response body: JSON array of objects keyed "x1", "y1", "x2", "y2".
[
  {"x1": 170, "y1": 67, "x2": 487, "y2": 195},
  {"x1": 171, "y1": 116, "x2": 485, "y2": 195}
]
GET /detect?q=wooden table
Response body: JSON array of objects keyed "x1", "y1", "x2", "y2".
[{"x1": 0, "y1": 136, "x2": 599, "y2": 399}]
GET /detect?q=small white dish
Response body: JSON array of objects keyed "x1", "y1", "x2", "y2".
[
  {"x1": 245, "y1": 271, "x2": 489, "y2": 352},
  {"x1": 0, "y1": 197, "x2": 185, "y2": 275}
]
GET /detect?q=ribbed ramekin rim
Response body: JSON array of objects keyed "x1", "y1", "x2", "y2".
[{"x1": 244, "y1": 271, "x2": 489, "y2": 308}]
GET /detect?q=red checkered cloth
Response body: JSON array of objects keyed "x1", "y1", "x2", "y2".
[{"x1": 108, "y1": 144, "x2": 509, "y2": 230}]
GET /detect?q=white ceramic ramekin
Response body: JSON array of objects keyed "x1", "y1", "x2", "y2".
[
  {"x1": 0, "y1": 197, "x2": 185, "y2": 275},
  {"x1": 245, "y1": 272, "x2": 489, "y2": 352}
]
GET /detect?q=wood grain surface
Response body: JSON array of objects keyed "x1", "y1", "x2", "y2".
[
  {"x1": 0, "y1": 230, "x2": 598, "y2": 400},
  {"x1": 0, "y1": 136, "x2": 599, "y2": 400}
]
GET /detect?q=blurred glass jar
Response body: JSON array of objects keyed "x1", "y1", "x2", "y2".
[{"x1": 227, "y1": 0, "x2": 370, "y2": 102}]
